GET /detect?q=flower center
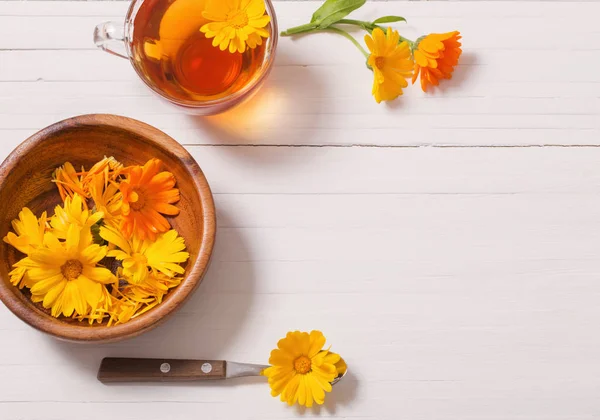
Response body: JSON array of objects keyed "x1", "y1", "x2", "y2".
[
  {"x1": 229, "y1": 10, "x2": 249, "y2": 29},
  {"x1": 375, "y1": 56, "x2": 385, "y2": 69},
  {"x1": 132, "y1": 252, "x2": 148, "y2": 266},
  {"x1": 129, "y1": 189, "x2": 146, "y2": 211},
  {"x1": 293, "y1": 356, "x2": 312, "y2": 374},
  {"x1": 61, "y1": 259, "x2": 83, "y2": 280}
]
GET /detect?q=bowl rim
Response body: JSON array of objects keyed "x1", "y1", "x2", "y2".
[{"x1": 0, "y1": 114, "x2": 216, "y2": 342}]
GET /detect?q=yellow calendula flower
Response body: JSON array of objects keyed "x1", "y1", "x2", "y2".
[
  {"x1": 200, "y1": 0, "x2": 271, "y2": 54},
  {"x1": 365, "y1": 27, "x2": 413, "y2": 103},
  {"x1": 412, "y1": 31, "x2": 462, "y2": 92},
  {"x1": 87, "y1": 173, "x2": 123, "y2": 229},
  {"x1": 50, "y1": 194, "x2": 103, "y2": 245},
  {"x1": 262, "y1": 330, "x2": 346, "y2": 408},
  {"x1": 3, "y1": 208, "x2": 48, "y2": 288},
  {"x1": 99, "y1": 225, "x2": 189, "y2": 285},
  {"x1": 52, "y1": 162, "x2": 87, "y2": 202},
  {"x1": 3, "y1": 207, "x2": 47, "y2": 255},
  {"x1": 27, "y1": 224, "x2": 115, "y2": 317},
  {"x1": 82, "y1": 156, "x2": 123, "y2": 188}
]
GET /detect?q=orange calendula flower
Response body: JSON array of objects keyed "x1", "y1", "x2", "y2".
[
  {"x1": 262, "y1": 330, "x2": 346, "y2": 408},
  {"x1": 365, "y1": 27, "x2": 413, "y2": 103},
  {"x1": 412, "y1": 31, "x2": 462, "y2": 92},
  {"x1": 200, "y1": 0, "x2": 271, "y2": 54},
  {"x1": 119, "y1": 159, "x2": 180, "y2": 241}
]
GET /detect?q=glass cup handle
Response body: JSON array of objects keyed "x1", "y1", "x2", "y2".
[{"x1": 93, "y1": 21, "x2": 128, "y2": 59}]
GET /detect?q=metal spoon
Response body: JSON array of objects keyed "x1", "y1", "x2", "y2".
[{"x1": 97, "y1": 357, "x2": 346, "y2": 385}]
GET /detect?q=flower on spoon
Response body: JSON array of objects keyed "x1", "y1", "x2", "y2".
[{"x1": 262, "y1": 330, "x2": 346, "y2": 408}]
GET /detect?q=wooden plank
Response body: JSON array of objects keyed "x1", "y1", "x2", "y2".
[
  {"x1": 2, "y1": 1, "x2": 600, "y2": 19},
  {"x1": 0, "y1": 52, "x2": 598, "y2": 146},
  {"x1": 3, "y1": 13, "x2": 600, "y2": 51},
  {"x1": 1, "y1": 145, "x2": 600, "y2": 194}
]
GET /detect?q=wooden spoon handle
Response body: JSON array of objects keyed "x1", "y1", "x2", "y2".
[{"x1": 97, "y1": 358, "x2": 227, "y2": 383}]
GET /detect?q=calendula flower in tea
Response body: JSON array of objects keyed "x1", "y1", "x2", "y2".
[{"x1": 200, "y1": 0, "x2": 271, "y2": 53}]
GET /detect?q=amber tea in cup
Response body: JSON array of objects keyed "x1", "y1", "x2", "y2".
[{"x1": 94, "y1": 0, "x2": 278, "y2": 114}]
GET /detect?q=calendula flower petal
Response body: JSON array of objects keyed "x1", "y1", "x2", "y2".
[
  {"x1": 282, "y1": 373, "x2": 301, "y2": 404},
  {"x1": 30, "y1": 273, "x2": 64, "y2": 295},
  {"x1": 249, "y1": 15, "x2": 270, "y2": 28},
  {"x1": 82, "y1": 266, "x2": 114, "y2": 284},
  {"x1": 246, "y1": 32, "x2": 263, "y2": 49},
  {"x1": 308, "y1": 330, "x2": 327, "y2": 358},
  {"x1": 99, "y1": 225, "x2": 131, "y2": 254},
  {"x1": 8, "y1": 265, "x2": 28, "y2": 289},
  {"x1": 43, "y1": 280, "x2": 66, "y2": 308}
]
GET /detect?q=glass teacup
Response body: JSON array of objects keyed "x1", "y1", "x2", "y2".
[{"x1": 94, "y1": 0, "x2": 278, "y2": 115}]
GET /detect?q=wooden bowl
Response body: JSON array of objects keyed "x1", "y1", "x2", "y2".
[{"x1": 0, "y1": 115, "x2": 216, "y2": 342}]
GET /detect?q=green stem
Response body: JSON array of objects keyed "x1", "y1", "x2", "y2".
[
  {"x1": 336, "y1": 19, "x2": 415, "y2": 46},
  {"x1": 337, "y1": 18, "x2": 377, "y2": 31},
  {"x1": 281, "y1": 19, "x2": 416, "y2": 54},
  {"x1": 322, "y1": 27, "x2": 369, "y2": 59},
  {"x1": 281, "y1": 22, "x2": 319, "y2": 36}
]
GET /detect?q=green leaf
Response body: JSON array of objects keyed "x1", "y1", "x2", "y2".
[
  {"x1": 373, "y1": 15, "x2": 407, "y2": 24},
  {"x1": 310, "y1": 0, "x2": 367, "y2": 28}
]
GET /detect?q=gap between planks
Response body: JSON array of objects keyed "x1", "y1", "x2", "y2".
[{"x1": 176, "y1": 144, "x2": 600, "y2": 148}]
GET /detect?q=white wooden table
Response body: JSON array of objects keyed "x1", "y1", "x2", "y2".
[{"x1": 2, "y1": 1, "x2": 600, "y2": 419}]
